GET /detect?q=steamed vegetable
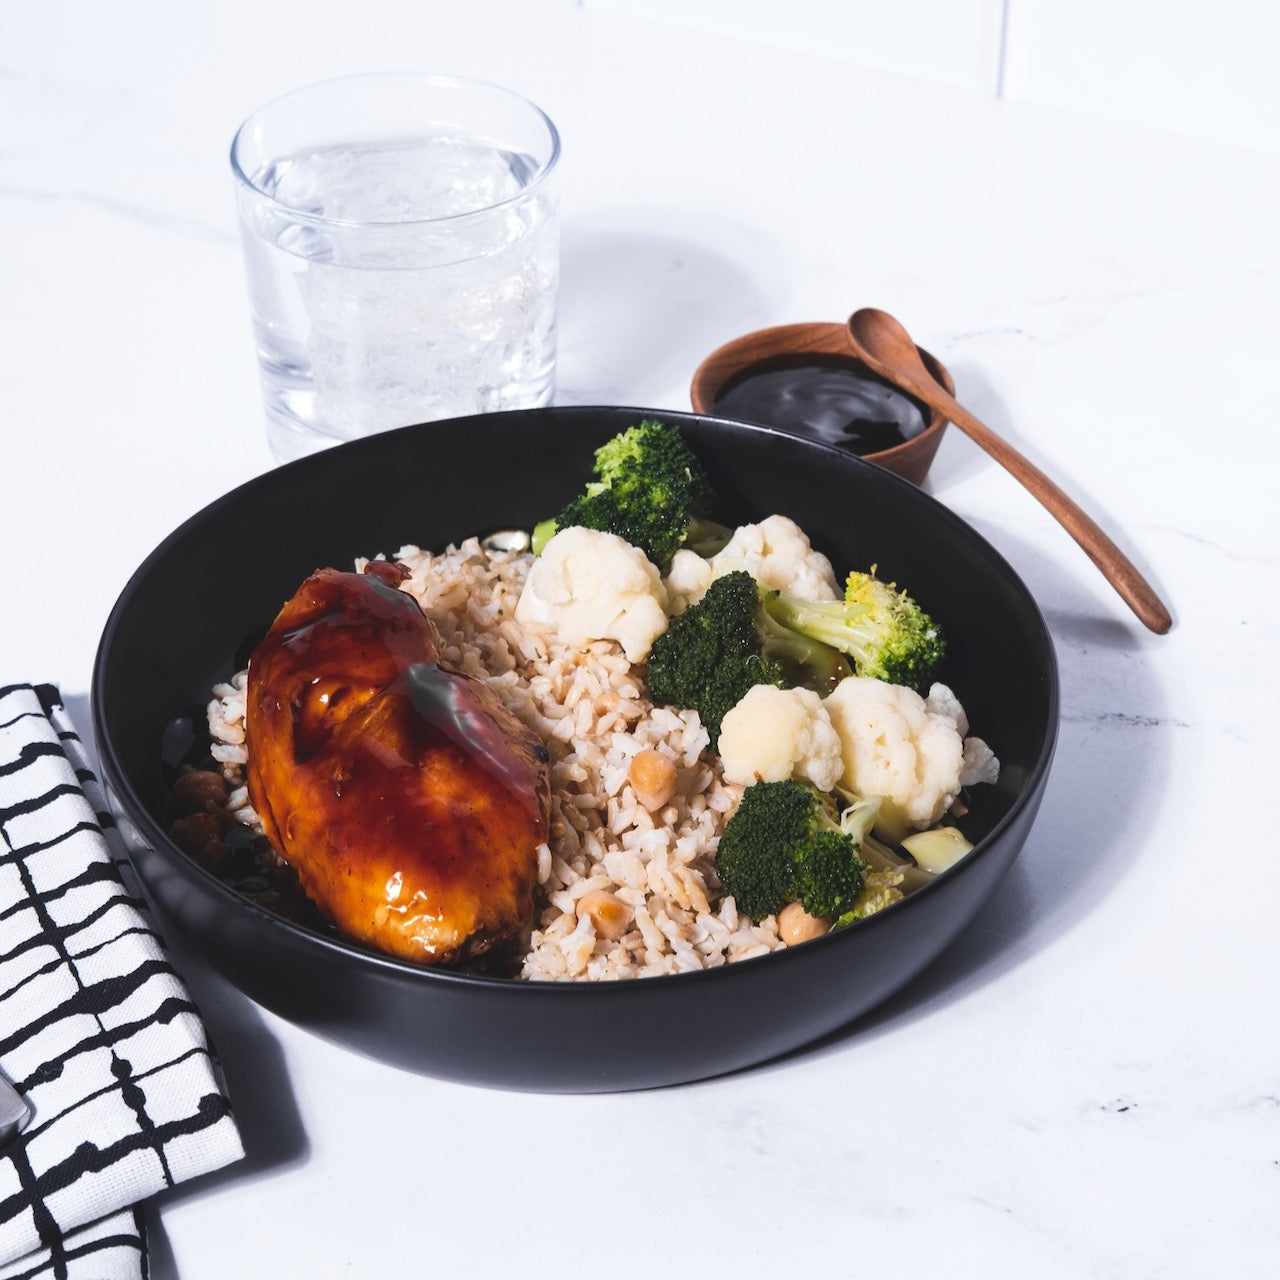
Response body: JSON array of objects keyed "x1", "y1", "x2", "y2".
[
  {"x1": 764, "y1": 568, "x2": 946, "y2": 692},
  {"x1": 824, "y1": 677, "x2": 970, "y2": 843},
  {"x1": 515, "y1": 526, "x2": 670, "y2": 663},
  {"x1": 644, "y1": 570, "x2": 849, "y2": 752},
  {"x1": 532, "y1": 419, "x2": 724, "y2": 571},
  {"x1": 715, "y1": 779, "x2": 867, "y2": 923},
  {"x1": 717, "y1": 683, "x2": 843, "y2": 792}
]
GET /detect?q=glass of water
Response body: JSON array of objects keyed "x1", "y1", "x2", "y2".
[{"x1": 231, "y1": 73, "x2": 561, "y2": 463}]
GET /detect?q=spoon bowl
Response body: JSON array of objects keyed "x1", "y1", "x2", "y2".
[{"x1": 690, "y1": 321, "x2": 953, "y2": 485}]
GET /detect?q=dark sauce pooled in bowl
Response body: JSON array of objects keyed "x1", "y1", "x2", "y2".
[{"x1": 712, "y1": 355, "x2": 929, "y2": 454}]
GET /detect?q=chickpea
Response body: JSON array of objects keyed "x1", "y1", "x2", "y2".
[
  {"x1": 577, "y1": 889, "x2": 632, "y2": 941},
  {"x1": 628, "y1": 749, "x2": 678, "y2": 811},
  {"x1": 777, "y1": 901, "x2": 829, "y2": 947}
]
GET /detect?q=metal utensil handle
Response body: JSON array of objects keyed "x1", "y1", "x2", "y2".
[{"x1": 0, "y1": 1073, "x2": 32, "y2": 1146}]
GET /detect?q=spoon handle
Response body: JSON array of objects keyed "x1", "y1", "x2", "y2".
[{"x1": 898, "y1": 368, "x2": 1172, "y2": 634}]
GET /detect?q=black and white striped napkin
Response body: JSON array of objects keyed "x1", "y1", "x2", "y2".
[{"x1": 0, "y1": 684, "x2": 244, "y2": 1279}]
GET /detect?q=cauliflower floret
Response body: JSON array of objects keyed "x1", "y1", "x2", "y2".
[
  {"x1": 709, "y1": 514, "x2": 839, "y2": 601},
  {"x1": 663, "y1": 548, "x2": 714, "y2": 617},
  {"x1": 924, "y1": 682, "x2": 969, "y2": 736},
  {"x1": 515, "y1": 526, "x2": 669, "y2": 663},
  {"x1": 824, "y1": 676, "x2": 966, "y2": 842},
  {"x1": 658, "y1": 514, "x2": 838, "y2": 615},
  {"x1": 925, "y1": 681, "x2": 1001, "y2": 787},
  {"x1": 718, "y1": 684, "x2": 843, "y2": 792},
  {"x1": 960, "y1": 736, "x2": 1000, "y2": 787}
]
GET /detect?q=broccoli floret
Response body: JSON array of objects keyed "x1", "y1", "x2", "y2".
[
  {"x1": 645, "y1": 571, "x2": 782, "y2": 753},
  {"x1": 762, "y1": 567, "x2": 945, "y2": 692},
  {"x1": 645, "y1": 570, "x2": 850, "y2": 751},
  {"x1": 715, "y1": 779, "x2": 868, "y2": 923},
  {"x1": 531, "y1": 420, "x2": 722, "y2": 570}
]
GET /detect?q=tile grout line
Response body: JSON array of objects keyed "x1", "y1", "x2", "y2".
[{"x1": 996, "y1": 0, "x2": 1012, "y2": 98}]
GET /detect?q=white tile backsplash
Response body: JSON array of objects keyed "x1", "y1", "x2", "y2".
[
  {"x1": 587, "y1": 0, "x2": 1007, "y2": 94},
  {"x1": 586, "y1": 0, "x2": 1280, "y2": 154},
  {"x1": 1001, "y1": 0, "x2": 1279, "y2": 154}
]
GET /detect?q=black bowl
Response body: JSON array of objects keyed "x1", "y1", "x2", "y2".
[{"x1": 92, "y1": 406, "x2": 1058, "y2": 1092}]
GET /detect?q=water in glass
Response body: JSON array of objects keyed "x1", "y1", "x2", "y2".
[{"x1": 238, "y1": 137, "x2": 558, "y2": 462}]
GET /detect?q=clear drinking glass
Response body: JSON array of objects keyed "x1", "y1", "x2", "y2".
[{"x1": 231, "y1": 73, "x2": 561, "y2": 463}]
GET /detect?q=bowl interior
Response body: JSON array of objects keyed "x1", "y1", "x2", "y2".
[{"x1": 92, "y1": 407, "x2": 1057, "y2": 1090}]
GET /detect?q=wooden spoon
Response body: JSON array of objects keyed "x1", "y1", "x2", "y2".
[{"x1": 846, "y1": 307, "x2": 1172, "y2": 634}]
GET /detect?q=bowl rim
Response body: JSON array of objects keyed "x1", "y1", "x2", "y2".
[{"x1": 91, "y1": 406, "x2": 1059, "y2": 998}]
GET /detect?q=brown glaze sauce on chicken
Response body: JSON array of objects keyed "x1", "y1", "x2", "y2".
[{"x1": 244, "y1": 560, "x2": 550, "y2": 966}]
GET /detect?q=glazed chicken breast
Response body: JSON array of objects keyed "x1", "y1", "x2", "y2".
[{"x1": 245, "y1": 561, "x2": 550, "y2": 965}]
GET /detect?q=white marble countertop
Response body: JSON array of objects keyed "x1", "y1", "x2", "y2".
[{"x1": 4, "y1": 2, "x2": 1277, "y2": 1276}]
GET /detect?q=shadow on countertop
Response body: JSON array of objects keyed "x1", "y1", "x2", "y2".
[
  {"x1": 136, "y1": 933, "x2": 310, "y2": 1280},
  {"x1": 553, "y1": 214, "x2": 785, "y2": 408},
  {"x1": 747, "y1": 515, "x2": 1177, "y2": 1076}
]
